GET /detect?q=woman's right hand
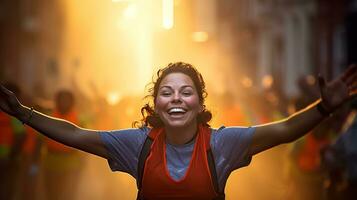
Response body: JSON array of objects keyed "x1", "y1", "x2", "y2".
[
  {"x1": 0, "y1": 84, "x2": 23, "y2": 118},
  {"x1": 1, "y1": 84, "x2": 109, "y2": 159}
]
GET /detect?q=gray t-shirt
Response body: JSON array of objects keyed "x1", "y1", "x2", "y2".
[{"x1": 100, "y1": 126, "x2": 255, "y2": 191}]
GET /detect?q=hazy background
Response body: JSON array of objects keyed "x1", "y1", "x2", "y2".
[{"x1": 1, "y1": 0, "x2": 357, "y2": 199}]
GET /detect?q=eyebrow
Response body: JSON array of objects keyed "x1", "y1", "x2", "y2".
[{"x1": 159, "y1": 85, "x2": 194, "y2": 90}]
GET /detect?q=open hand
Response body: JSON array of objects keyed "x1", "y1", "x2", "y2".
[
  {"x1": 319, "y1": 64, "x2": 357, "y2": 112},
  {"x1": 0, "y1": 84, "x2": 23, "y2": 117}
]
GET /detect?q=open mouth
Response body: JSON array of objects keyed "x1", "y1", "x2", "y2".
[{"x1": 167, "y1": 107, "x2": 187, "y2": 116}]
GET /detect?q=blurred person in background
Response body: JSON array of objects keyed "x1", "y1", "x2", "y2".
[
  {"x1": 321, "y1": 99, "x2": 357, "y2": 200},
  {"x1": 13, "y1": 90, "x2": 44, "y2": 200},
  {"x1": 0, "y1": 62, "x2": 356, "y2": 200},
  {"x1": 43, "y1": 89, "x2": 84, "y2": 200},
  {"x1": 216, "y1": 92, "x2": 250, "y2": 127},
  {"x1": 20, "y1": 112, "x2": 43, "y2": 200},
  {"x1": 285, "y1": 75, "x2": 350, "y2": 200},
  {"x1": 0, "y1": 82, "x2": 26, "y2": 200}
]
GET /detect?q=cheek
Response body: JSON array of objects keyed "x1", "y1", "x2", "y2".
[
  {"x1": 184, "y1": 97, "x2": 201, "y2": 109},
  {"x1": 154, "y1": 98, "x2": 167, "y2": 112}
]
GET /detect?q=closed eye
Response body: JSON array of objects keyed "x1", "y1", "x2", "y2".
[
  {"x1": 160, "y1": 91, "x2": 172, "y2": 96},
  {"x1": 182, "y1": 91, "x2": 192, "y2": 96}
]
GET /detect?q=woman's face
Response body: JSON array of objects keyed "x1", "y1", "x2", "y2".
[{"x1": 155, "y1": 72, "x2": 202, "y2": 129}]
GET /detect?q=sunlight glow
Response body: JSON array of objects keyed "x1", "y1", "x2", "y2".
[
  {"x1": 106, "y1": 91, "x2": 121, "y2": 106},
  {"x1": 262, "y1": 74, "x2": 273, "y2": 89},
  {"x1": 123, "y1": 4, "x2": 137, "y2": 19},
  {"x1": 162, "y1": 0, "x2": 174, "y2": 29},
  {"x1": 192, "y1": 31, "x2": 209, "y2": 42},
  {"x1": 241, "y1": 77, "x2": 253, "y2": 88},
  {"x1": 112, "y1": 0, "x2": 130, "y2": 2}
]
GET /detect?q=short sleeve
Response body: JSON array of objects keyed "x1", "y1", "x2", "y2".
[
  {"x1": 99, "y1": 127, "x2": 149, "y2": 178},
  {"x1": 211, "y1": 126, "x2": 256, "y2": 190}
]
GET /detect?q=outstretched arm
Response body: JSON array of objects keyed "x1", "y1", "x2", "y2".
[
  {"x1": 0, "y1": 86, "x2": 108, "y2": 159},
  {"x1": 249, "y1": 65, "x2": 357, "y2": 156}
]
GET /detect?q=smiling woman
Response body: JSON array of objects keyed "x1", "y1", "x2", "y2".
[
  {"x1": 155, "y1": 73, "x2": 202, "y2": 132},
  {"x1": 134, "y1": 62, "x2": 212, "y2": 145},
  {"x1": 0, "y1": 62, "x2": 356, "y2": 200}
]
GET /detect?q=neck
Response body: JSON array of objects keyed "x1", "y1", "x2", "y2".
[{"x1": 164, "y1": 123, "x2": 198, "y2": 145}]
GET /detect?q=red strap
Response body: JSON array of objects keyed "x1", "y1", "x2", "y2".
[
  {"x1": 149, "y1": 125, "x2": 211, "y2": 148},
  {"x1": 148, "y1": 128, "x2": 162, "y2": 140},
  {"x1": 201, "y1": 125, "x2": 211, "y2": 151}
]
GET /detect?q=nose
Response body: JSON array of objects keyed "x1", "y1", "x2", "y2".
[{"x1": 171, "y1": 91, "x2": 182, "y2": 103}]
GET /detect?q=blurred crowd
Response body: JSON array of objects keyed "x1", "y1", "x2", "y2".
[{"x1": 0, "y1": 75, "x2": 356, "y2": 200}]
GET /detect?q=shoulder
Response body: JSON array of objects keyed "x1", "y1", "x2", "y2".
[
  {"x1": 210, "y1": 126, "x2": 256, "y2": 139},
  {"x1": 99, "y1": 126, "x2": 151, "y2": 145},
  {"x1": 99, "y1": 127, "x2": 151, "y2": 175},
  {"x1": 209, "y1": 126, "x2": 256, "y2": 183},
  {"x1": 100, "y1": 126, "x2": 151, "y2": 135},
  {"x1": 210, "y1": 126, "x2": 256, "y2": 153}
]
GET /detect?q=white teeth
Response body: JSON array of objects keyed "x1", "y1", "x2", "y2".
[{"x1": 168, "y1": 108, "x2": 186, "y2": 114}]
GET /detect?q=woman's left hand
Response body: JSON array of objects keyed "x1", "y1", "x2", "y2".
[
  {"x1": 250, "y1": 64, "x2": 356, "y2": 156},
  {"x1": 319, "y1": 64, "x2": 357, "y2": 112}
]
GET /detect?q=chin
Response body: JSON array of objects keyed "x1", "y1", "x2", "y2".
[
  {"x1": 165, "y1": 120, "x2": 196, "y2": 129},
  {"x1": 166, "y1": 122, "x2": 187, "y2": 128}
]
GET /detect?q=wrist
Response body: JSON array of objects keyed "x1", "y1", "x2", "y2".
[
  {"x1": 316, "y1": 101, "x2": 332, "y2": 117},
  {"x1": 17, "y1": 106, "x2": 34, "y2": 124}
]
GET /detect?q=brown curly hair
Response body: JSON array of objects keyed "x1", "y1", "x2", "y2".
[{"x1": 133, "y1": 62, "x2": 212, "y2": 128}]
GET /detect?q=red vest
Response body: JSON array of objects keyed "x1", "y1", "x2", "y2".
[
  {"x1": 297, "y1": 133, "x2": 329, "y2": 171},
  {"x1": 140, "y1": 125, "x2": 218, "y2": 200},
  {"x1": 23, "y1": 126, "x2": 37, "y2": 155},
  {"x1": 0, "y1": 112, "x2": 13, "y2": 147}
]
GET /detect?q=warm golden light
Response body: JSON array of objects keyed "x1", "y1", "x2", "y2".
[
  {"x1": 174, "y1": 0, "x2": 182, "y2": 6},
  {"x1": 266, "y1": 92, "x2": 279, "y2": 106},
  {"x1": 112, "y1": 0, "x2": 129, "y2": 2},
  {"x1": 53, "y1": 2, "x2": 297, "y2": 200},
  {"x1": 192, "y1": 31, "x2": 209, "y2": 42},
  {"x1": 162, "y1": 0, "x2": 174, "y2": 29},
  {"x1": 106, "y1": 91, "x2": 121, "y2": 106},
  {"x1": 262, "y1": 74, "x2": 273, "y2": 89},
  {"x1": 242, "y1": 76, "x2": 253, "y2": 88},
  {"x1": 123, "y1": 4, "x2": 137, "y2": 19},
  {"x1": 287, "y1": 102, "x2": 296, "y2": 115}
]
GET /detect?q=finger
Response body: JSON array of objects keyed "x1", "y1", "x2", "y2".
[
  {"x1": 0, "y1": 85, "x2": 8, "y2": 97},
  {"x1": 349, "y1": 90, "x2": 357, "y2": 98},
  {"x1": 318, "y1": 74, "x2": 326, "y2": 96},
  {"x1": 351, "y1": 85, "x2": 357, "y2": 92},
  {"x1": 0, "y1": 84, "x2": 13, "y2": 97},
  {"x1": 346, "y1": 73, "x2": 357, "y2": 86},
  {"x1": 352, "y1": 80, "x2": 357, "y2": 86},
  {"x1": 342, "y1": 64, "x2": 357, "y2": 82},
  {"x1": 346, "y1": 73, "x2": 357, "y2": 85},
  {"x1": 350, "y1": 81, "x2": 357, "y2": 90}
]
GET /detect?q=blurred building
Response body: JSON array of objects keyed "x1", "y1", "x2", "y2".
[
  {"x1": 209, "y1": 0, "x2": 356, "y2": 98},
  {"x1": 0, "y1": 0, "x2": 65, "y2": 98},
  {"x1": 0, "y1": 1, "x2": 356, "y2": 200},
  {"x1": 1, "y1": 0, "x2": 356, "y2": 99}
]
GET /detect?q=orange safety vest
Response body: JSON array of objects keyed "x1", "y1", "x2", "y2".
[
  {"x1": 0, "y1": 112, "x2": 14, "y2": 147},
  {"x1": 45, "y1": 110, "x2": 79, "y2": 153},
  {"x1": 23, "y1": 126, "x2": 38, "y2": 155},
  {"x1": 0, "y1": 113, "x2": 16, "y2": 158},
  {"x1": 297, "y1": 133, "x2": 329, "y2": 171},
  {"x1": 140, "y1": 125, "x2": 218, "y2": 200}
]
